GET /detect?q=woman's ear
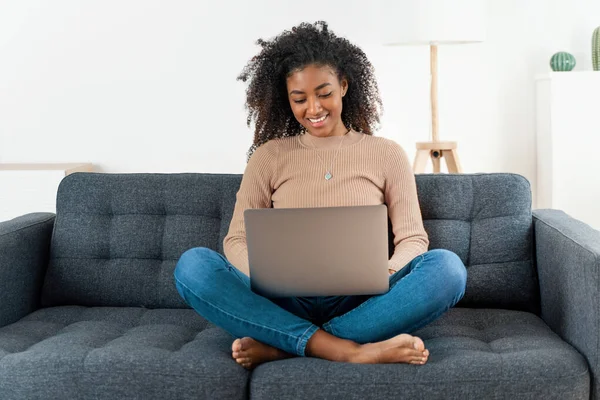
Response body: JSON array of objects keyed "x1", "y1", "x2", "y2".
[{"x1": 340, "y1": 78, "x2": 348, "y2": 97}]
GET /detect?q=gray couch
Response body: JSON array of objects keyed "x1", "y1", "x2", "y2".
[{"x1": 0, "y1": 172, "x2": 598, "y2": 399}]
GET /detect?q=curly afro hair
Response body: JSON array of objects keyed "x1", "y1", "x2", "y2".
[{"x1": 237, "y1": 21, "x2": 383, "y2": 161}]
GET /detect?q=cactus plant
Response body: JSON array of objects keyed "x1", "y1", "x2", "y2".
[
  {"x1": 550, "y1": 52, "x2": 576, "y2": 71},
  {"x1": 593, "y1": 27, "x2": 600, "y2": 71}
]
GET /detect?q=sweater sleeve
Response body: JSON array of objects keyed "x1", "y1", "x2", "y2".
[
  {"x1": 223, "y1": 141, "x2": 278, "y2": 276},
  {"x1": 384, "y1": 140, "x2": 430, "y2": 271}
]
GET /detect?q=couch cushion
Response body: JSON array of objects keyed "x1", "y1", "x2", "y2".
[
  {"x1": 250, "y1": 308, "x2": 589, "y2": 400},
  {"x1": 0, "y1": 306, "x2": 247, "y2": 400},
  {"x1": 41, "y1": 173, "x2": 241, "y2": 308},
  {"x1": 415, "y1": 174, "x2": 538, "y2": 313}
]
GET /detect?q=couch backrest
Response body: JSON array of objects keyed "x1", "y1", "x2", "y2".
[
  {"x1": 41, "y1": 173, "x2": 239, "y2": 308},
  {"x1": 413, "y1": 174, "x2": 538, "y2": 313},
  {"x1": 41, "y1": 172, "x2": 538, "y2": 313}
]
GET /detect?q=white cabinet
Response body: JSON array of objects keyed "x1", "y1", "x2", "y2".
[
  {"x1": 535, "y1": 72, "x2": 600, "y2": 230},
  {"x1": 0, "y1": 163, "x2": 93, "y2": 222}
]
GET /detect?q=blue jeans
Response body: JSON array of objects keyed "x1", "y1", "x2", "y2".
[{"x1": 173, "y1": 247, "x2": 467, "y2": 357}]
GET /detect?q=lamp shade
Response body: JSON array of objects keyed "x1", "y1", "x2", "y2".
[{"x1": 379, "y1": 0, "x2": 486, "y2": 46}]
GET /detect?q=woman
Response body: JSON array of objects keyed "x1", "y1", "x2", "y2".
[{"x1": 174, "y1": 21, "x2": 467, "y2": 370}]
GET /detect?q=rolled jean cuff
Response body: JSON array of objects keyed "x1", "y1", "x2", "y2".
[
  {"x1": 321, "y1": 320, "x2": 335, "y2": 337},
  {"x1": 296, "y1": 324, "x2": 320, "y2": 356}
]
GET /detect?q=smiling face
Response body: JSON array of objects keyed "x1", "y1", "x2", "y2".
[{"x1": 286, "y1": 64, "x2": 348, "y2": 137}]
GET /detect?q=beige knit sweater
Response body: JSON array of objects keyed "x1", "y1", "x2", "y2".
[{"x1": 223, "y1": 130, "x2": 429, "y2": 277}]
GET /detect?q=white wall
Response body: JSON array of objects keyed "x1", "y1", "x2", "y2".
[{"x1": 1, "y1": 1, "x2": 599, "y2": 207}]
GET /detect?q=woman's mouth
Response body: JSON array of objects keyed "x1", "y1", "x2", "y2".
[{"x1": 307, "y1": 114, "x2": 329, "y2": 128}]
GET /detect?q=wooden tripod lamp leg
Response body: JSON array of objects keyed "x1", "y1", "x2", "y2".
[
  {"x1": 414, "y1": 142, "x2": 461, "y2": 174},
  {"x1": 430, "y1": 44, "x2": 439, "y2": 143},
  {"x1": 412, "y1": 44, "x2": 464, "y2": 174},
  {"x1": 413, "y1": 149, "x2": 430, "y2": 173},
  {"x1": 432, "y1": 152, "x2": 441, "y2": 173},
  {"x1": 444, "y1": 149, "x2": 463, "y2": 173}
]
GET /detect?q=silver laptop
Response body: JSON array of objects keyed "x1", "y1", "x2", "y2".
[{"x1": 244, "y1": 204, "x2": 389, "y2": 298}]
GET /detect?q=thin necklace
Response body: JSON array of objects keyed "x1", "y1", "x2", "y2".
[{"x1": 305, "y1": 128, "x2": 351, "y2": 181}]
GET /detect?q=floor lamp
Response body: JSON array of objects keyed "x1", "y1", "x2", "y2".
[{"x1": 380, "y1": 0, "x2": 485, "y2": 173}]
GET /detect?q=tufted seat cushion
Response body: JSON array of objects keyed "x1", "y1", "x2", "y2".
[
  {"x1": 0, "y1": 306, "x2": 247, "y2": 400},
  {"x1": 250, "y1": 308, "x2": 589, "y2": 400}
]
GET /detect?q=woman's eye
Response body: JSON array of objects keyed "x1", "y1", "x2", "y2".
[{"x1": 292, "y1": 93, "x2": 330, "y2": 104}]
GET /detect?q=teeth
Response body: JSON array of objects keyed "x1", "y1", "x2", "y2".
[{"x1": 309, "y1": 115, "x2": 327, "y2": 123}]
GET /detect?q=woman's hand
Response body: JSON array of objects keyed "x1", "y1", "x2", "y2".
[{"x1": 388, "y1": 268, "x2": 397, "y2": 275}]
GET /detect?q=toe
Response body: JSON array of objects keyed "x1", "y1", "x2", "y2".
[
  {"x1": 409, "y1": 349, "x2": 424, "y2": 358},
  {"x1": 240, "y1": 337, "x2": 254, "y2": 348},
  {"x1": 412, "y1": 336, "x2": 425, "y2": 351},
  {"x1": 236, "y1": 357, "x2": 252, "y2": 365},
  {"x1": 411, "y1": 356, "x2": 426, "y2": 365},
  {"x1": 232, "y1": 338, "x2": 242, "y2": 352}
]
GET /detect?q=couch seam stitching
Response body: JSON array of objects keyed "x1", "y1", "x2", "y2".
[{"x1": 0, "y1": 216, "x2": 55, "y2": 238}]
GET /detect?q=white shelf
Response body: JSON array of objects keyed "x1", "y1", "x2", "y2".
[
  {"x1": 0, "y1": 163, "x2": 93, "y2": 222},
  {"x1": 535, "y1": 71, "x2": 600, "y2": 81},
  {"x1": 535, "y1": 73, "x2": 600, "y2": 230}
]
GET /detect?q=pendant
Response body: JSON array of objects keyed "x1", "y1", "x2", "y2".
[{"x1": 325, "y1": 172, "x2": 332, "y2": 180}]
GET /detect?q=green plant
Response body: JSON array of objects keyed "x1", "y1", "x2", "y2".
[
  {"x1": 550, "y1": 52, "x2": 576, "y2": 71},
  {"x1": 593, "y1": 27, "x2": 600, "y2": 71}
]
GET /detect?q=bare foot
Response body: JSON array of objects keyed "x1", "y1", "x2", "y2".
[
  {"x1": 231, "y1": 337, "x2": 295, "y2": 369},
  {"x1": 351, "y1": 333, "x2": 430, "y2": 365}
]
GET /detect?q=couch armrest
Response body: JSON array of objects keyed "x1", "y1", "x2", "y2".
[
  {"x1": 0, "y1": 213, "x2": 55, "y2": 327},
  {"x1": 533, "y1": 209, "x2": 600, "y2": 395}
]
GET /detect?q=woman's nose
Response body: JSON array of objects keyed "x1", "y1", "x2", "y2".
[{"x1": 306, "y1": 97, "x2": 322, "y2": 115}]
